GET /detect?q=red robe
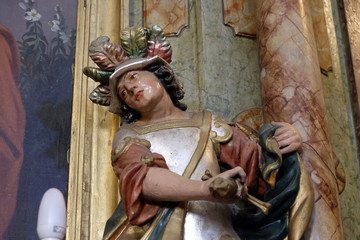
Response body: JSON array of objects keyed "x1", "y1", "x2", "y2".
[{"x1": 0, "y1": 24, "x2": 26, "y2": 237}]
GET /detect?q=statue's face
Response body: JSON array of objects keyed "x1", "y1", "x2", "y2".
[{"x1": 117, "y1": 70, "x2": 166, "y2": 112}]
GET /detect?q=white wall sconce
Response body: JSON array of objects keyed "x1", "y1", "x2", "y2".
[{"x1": 37, "y1": 188, "x2": 66, "y2": 240}]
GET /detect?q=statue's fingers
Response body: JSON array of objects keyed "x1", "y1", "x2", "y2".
[
  {"x1": 234, "y1": 166, "x2": 246, "y2": 184},
  {"x1": 277, "y1": 135, "x2": 298, "y2": 147},
  {"x1": 279, "y1": 143, "x2": 297, "y2": 154}
]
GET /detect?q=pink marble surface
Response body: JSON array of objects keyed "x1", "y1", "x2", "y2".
[
  {"x1": 144, "y1": 0, "x2": 188, "y2": 36},
  {"x1": 223, "y1": 0, "x2": 256, "y2": 37},
  {"x1": 256, "y1": 0, "x2": 343, "y2": 239},
  {"x1": 223, "y1": 0, "x2": 332, "y2": 74}
]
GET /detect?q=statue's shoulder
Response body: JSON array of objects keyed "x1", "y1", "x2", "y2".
[
  {"x1": 113, "y1": 124, "x2": 138, "y2": 144},
  {"x1": 209, "y1": 114, "x2": 233, "y2": 156},
  {"x1": 210, "y1": 114, "x2": 233, "y2": 139},
  {"x1": 111, "y1": 124, "x2": 151, "y2": 163}
]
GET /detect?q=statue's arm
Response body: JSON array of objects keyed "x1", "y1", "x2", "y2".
[
  {"x1": 112, "y1": 142, "x2": 168, "y2": 225},
  {"x1": 142, "y1": 165, "x2": 246, "y2": 203},
  {"x1": 112, "y1": 135, "x2": 247, "y2": 226}
]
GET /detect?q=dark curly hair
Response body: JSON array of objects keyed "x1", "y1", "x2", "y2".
[{"x1": 120, "y1": 64, "x2": 187, "y2": 123}]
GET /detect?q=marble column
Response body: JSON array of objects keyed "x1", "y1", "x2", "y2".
[{"x1": 255, "y1": 0, "x2": 343, "y2": 239}]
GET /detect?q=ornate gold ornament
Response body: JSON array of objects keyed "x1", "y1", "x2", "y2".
[{"x1": 210, "y1": 118, "x2": 233, "y2": 156}]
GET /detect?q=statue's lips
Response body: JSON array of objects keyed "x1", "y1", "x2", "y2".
[{"x1": 135, "y1": 90, "x2": 144, "y2": 100}]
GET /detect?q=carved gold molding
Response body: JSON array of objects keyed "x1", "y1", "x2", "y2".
[
  {"x1": 67, "y1": 0, "x2": 124, "y2": 239},
  {"x1": 144, "y1": 0, "x2": 189, "y2": 36}
]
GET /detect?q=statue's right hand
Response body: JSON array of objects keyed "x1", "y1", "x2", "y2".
[
  {"x1": 206, "y1": 167, "x2": 248, "y2": 203},
  {"x1": 209, "y1": 177, "x2": 238, "y2": 199}
]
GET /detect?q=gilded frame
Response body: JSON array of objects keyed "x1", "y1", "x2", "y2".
[{"x1": 66, "y1": 0, "x2": 129, "y2": 239}]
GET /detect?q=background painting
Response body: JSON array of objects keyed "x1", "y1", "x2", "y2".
[{"x1": 0, "y1": 0, "x2": 77, "y2": 239}]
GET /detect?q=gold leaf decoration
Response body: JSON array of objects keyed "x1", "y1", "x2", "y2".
[{"x1": 120, "y1": 27, "x2": 148, "y2": 58}]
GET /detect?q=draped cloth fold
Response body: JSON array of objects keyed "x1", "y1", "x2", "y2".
[{"x1": 232, "y1": 124, "x2": 314, "y2": 240}]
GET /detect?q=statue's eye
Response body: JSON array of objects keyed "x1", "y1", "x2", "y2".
[
  {"x1": 130, "y1": 73, "x2": 137, "y2": 79},
  {"x1": 120, "y1": 90, "x2": 127, "y2": 99}
]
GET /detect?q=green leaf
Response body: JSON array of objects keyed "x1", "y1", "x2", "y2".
[
  {"x1": 120, "y1": 27, "x2": 147, "y2": 57},
  {"x1": 60, "y1": 45, "x2": 66, "y2": 54},
  {"x1": 89, "y1": 85, "x2": 111, "y2": 106},
  {"x1": 39, "y1": 41, "x2": 47, "y2": 53},
  {"x1": 33, "y1": 50, "x2": 41, "y2": 65},
  {"x1": 39, "y1": 34, "x2": 48, "y2": 45},
  {"x1": 147, "y1": 25, "x2": 166, "y2": 42},
  {"x1": 83, "y1": 67, "x2": 112, "y2": 85},
  {"x1": 22, "y1": 31, "x2": 36, "y2": 40},
  {"x1": 27, "y1": 45, "x2": 34, "y2": 52},
  {"x1": 53, "y1": 46, "x2": 59, "y2": 55},
  {"x1": 23, "y1": 37, "x2": 36, "y2": 43},
  {"x1": 34, "y1": 38, "x2": 39, "y2": 50}
]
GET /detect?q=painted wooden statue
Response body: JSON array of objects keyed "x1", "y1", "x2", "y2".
[{"x1": 84, "y1": 26, "x2": 314, "y2": 240}]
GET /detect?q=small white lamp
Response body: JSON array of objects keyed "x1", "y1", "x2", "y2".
[{"x1": 37, "y1": 188, "x2": 66, "y2": 240}]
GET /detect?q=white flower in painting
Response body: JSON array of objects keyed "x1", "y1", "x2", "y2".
[
  {"x1": 59, "y1": 31, "x2": 69, "y2": 43},
  {"x1": 24, "y1": 0, "x2": 29, "y2": 3},
  {"x1": 18, "y1": 2, "x2": 27, "y2": 10},
  {"x1": 54, "y1": 4, "x2": 62, "y2": 12},
  {"x1": 50, "y1": 20, "x2": 61, "y2": 32},
  {"x1": 24, "y1": 9, "x2": 41, "y2": 22}
]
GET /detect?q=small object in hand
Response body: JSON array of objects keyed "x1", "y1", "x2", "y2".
[
  {"x1": 209, "y1": 178, "x2": 238, "y2": 199},
  {"x1": 201, "y1": 170, "x2": 272, "y2": 214}
]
